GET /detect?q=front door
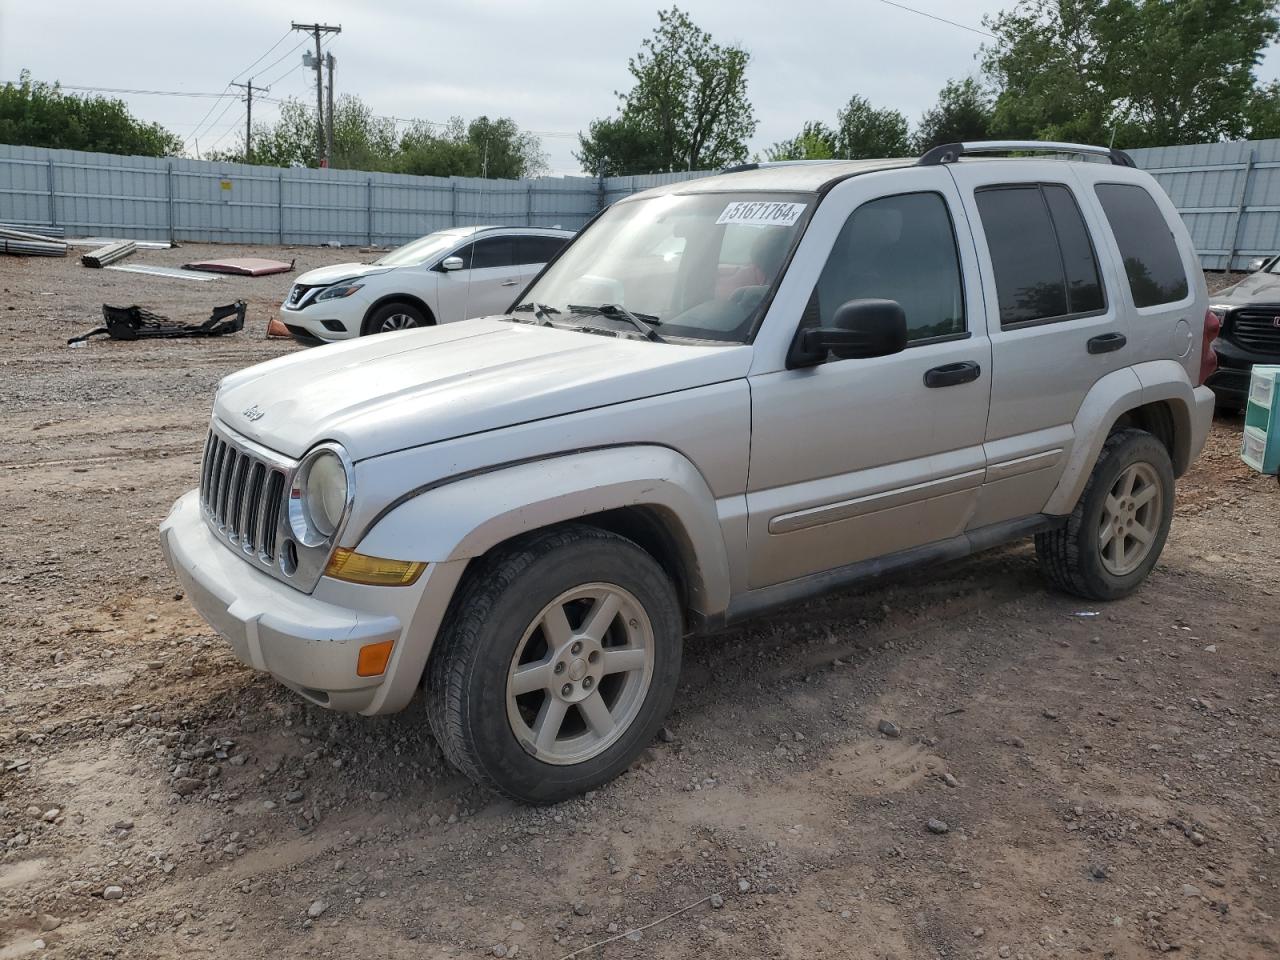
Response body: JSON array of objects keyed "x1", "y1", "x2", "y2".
[{"x1": 745, "y1": 168, "x2": 992, "y2": 589}]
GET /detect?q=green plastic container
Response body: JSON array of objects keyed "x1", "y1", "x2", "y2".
[{"x1": 1241, "y1": 364, "x2": 1280, "y2": 475}]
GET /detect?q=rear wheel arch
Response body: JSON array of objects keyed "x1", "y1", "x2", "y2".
[{"x1": 1109, "y1": 399, "x2": 1190, "y2": 476}]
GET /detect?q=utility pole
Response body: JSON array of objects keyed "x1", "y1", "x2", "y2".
[
  {"x1": 291, "y1": 21, "x2": 341, "y2": 166},
  {"x1": 230, "y1": 79, "x2": 267, "y2": 160},
  {"x1": 325, "y1": 53, "x2": 336, "y2": 166}
]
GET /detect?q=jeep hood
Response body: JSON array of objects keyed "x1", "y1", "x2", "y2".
[
  {"x1": 214, "y1": 319, "x2": 751, "y2": 460},
  {"x1": 295, "y1": 262, "x2": 395, "y2": 287}
]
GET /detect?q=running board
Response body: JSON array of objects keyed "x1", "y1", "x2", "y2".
[{"x1": 716, "y1": 514, "x2": 1065, "y2": 628}]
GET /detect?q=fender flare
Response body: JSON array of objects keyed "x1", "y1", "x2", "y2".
[
  {"x1": 1044, "y1": 361, "x2": 1200, "y2": 515},
  {"x1": 355, "y1": 445, "x2": 734, "y2": 619}
]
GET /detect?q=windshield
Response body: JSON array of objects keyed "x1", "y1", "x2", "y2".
[
  {"x1": 520, "y1": 191, "x2": 812, "y2": 343},
  {"x1": 373, "y1": 232, "x2": 463, "y2": 267}
]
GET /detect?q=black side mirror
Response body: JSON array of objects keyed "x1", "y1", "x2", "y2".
[{"x1": 788, "y1": 298, "x2": 908, "y2": 368}]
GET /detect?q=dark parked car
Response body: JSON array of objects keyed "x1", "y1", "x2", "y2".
[{"x1": 1208, "y1": 257, "x2": 1280, "y2": 409}]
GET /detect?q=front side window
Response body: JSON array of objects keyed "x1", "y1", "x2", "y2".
[
  {"x1": 518, "y1": 192, "x2": 812, "y2": 343},
  {"x1": 976, "y1": 183, "x2": 1106, "y2": 327},
  {"x1": 811, "y1": 191, "x2": 966, "y2": 343},
  {"x1": 1094, "y1": 183, "x2": 1189, "y2": 307}
]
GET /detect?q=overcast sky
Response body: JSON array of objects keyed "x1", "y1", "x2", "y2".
[{"x1": 2, "y1": 0, "x2": 1278, "y2": 175}]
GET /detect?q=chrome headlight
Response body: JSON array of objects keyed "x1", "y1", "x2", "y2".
[
  {"x1": 289, "y1": 446, "x2": 352, "y2": 546},
  {"x1": 315, "y1": 283, "x2": 364, "y2": 302}
]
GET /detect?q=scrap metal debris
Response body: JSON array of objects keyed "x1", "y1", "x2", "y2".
[
  {"x1": 181, "y1": 257, "x2": 296, "y2": 276},
  {"x1": 68, "y1": 301, "x2": 247, "y2": 344},
  {"x1": 0, "y1": 225, "x2": 67, "y2": 257},
  {"x1": 103, "y1": 264, "x2": 220, "y2": 282},
  {"x1": 66, "y1": 237, "x2": 172, "y2": 250},
  {"x1": 0, "y1": 222, "x2": 64, "y2": 238},
  {"x1": 81, "y1": 240, "x2": 137, "y2": 268}
]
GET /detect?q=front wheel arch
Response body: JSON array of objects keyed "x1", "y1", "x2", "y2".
[{"x1": 360, "y1": 296, "x2": 435, "y2": 335}]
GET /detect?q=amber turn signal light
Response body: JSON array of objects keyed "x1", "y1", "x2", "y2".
[
  {"x1": 356, "y1": 639, "x2": 395, "y2": 677},
  {"x1": 324, "y1": 548, "x2": 426, "y2": 586}
]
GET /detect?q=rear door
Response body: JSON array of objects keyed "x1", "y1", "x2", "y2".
[
  {"x1": 435, "y1": 235, "x2": 522, "y2": 322},
  {"x1": 515, "y1": 234, "x2": 571, "y2": 286},
  {"x1": 945, "y1": 161, "x2": 1130, "y2": 527}
]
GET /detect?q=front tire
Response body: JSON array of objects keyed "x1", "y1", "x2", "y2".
[
  {"x1": 1035, "y1": 428, "x2": 1174, "y2": 601},
  {"x1": 427, "y1": 525, "x2": 682, "y2": 804},
  {"x1": 362, "y1": 301, "x2": 427, "y2": 336}
]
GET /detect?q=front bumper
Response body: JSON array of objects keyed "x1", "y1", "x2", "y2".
[
  {"x1": 159, "y1": 490, "x2": 463, "y2": 714},
  {"x1": 1207, "y1": 335, "x2": 1280, "y2": 405},
  {"x1": 279, "y1": 301, "x2": 362, "y2": 343}
]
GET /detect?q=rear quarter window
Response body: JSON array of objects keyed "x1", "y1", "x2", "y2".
[{"x1": 1094, "y1": 183, "x2": 1189, "y2": 307}]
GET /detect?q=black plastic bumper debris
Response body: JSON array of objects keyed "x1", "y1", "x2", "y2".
[{"x1": 68, "y1": 301, "x2": 247, "y2": 344}]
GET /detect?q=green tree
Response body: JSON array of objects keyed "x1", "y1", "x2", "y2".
[
  {"x1": 464, "y1": 116, "x2": 547, "y2": 178},
  {"x1": 1246, "y1": 80, "x2": 1280, "y2": 139},
  {"x1": 576, "y1": 115, "x2": 667, "y2": 176},
  {"x1": 0, "y1": 71, "x2": 181, "y2": 156},
  {"x1": 982, "y1": 0, "x2": 1280, "y2": 147},
  {"x1": 398, "y1": 115, "x2": 547, "y2": 179},
  {"x1": 217, "y1": 97, "x2": 546, "y2": 178},
  {"x1": 834, "y1": 95, "x2": 911, "y2": 159},
  {"x1": 577, "y1": 6, "x2": 756, "y2": 174},
  {"x1": 914, "y1": 78, "x2": 994, "y2": 152},
  {"x1": 763, "y1": 121, "x2": 837, "y2": 161}
]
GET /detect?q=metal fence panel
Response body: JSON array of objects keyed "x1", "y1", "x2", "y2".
[{"x1": 4, "y1": 140, "x2": 1280, "y2": 268}]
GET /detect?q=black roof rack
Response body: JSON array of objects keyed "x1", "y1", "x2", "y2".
[{"x1": 918, "y1": 140, "x2": 1136, "y2": 168}]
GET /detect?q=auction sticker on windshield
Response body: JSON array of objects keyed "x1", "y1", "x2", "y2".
[{"x1": 716, "y1": 201, "x2": 807, "y2": 227}]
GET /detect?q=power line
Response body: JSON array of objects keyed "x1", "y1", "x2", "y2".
[
  {"x1": 871, "y1": 0, "x2": 995, "y2": 39},
  {"x1": 185, "y1": 31, "x2": 306, "y2": 149},
  {"x1": 192, "y1": 95, "x2": 243, "y2": 157},
  {"x1": 252, "y1": 36, "x2": 313, "y2": 89},
  {"x1": 1, "y1": 82, "x2": 234, "y2": 98},
  {"x1": 228, "y1": 28, "x2": 293, "y2": 84}
]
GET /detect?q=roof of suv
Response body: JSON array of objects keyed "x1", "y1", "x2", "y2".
[
  {"x1": 628, "y1": 142, "x2": 1140, "y2": 201},
  {"x1": 641, "y1": 158, "x2": 918, "y2": 198}
]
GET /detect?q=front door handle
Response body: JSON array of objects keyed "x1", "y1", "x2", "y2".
[
  {"x1": 1087, "y1": 332, "x2": 1127, "y2": 354},
  {"x1": 924, "y1": 360, "x2": 981, "y2": 388},
  {"x1": 500, "y1": 279, "x2": 522, "y2": 287}
]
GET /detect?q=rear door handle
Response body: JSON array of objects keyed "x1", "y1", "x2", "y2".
[
  {"x1": 924, "y1": 360, "x2": 981, "y2": 388},
  {"x1": 500, "y1": 279, "x2": 522, "y2": 287},
  {"x1": 1087, "y1": 332, "x2": 1127, "y2": 354}
]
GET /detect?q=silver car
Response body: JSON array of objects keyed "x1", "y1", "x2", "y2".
[{"x1": 162, "y1": 141, "x2": 1216, "y2": 803}]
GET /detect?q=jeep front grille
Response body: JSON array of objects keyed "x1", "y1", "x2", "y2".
[
  {"x1": 199, "y1": 426, "x2": 291, "y2": 569},
  {"x1": 1229, "y1": 309, "x2": 1280, "y2": 354}
]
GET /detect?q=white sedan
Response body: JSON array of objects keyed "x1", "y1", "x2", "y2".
[{"x1": 279, "y1": 226, "x2": 574, "y2": 343}]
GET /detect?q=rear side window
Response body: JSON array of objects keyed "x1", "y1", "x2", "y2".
[
  {"x1": 811, "y1": 191, "x2": 966, "y2": 342},
  {"x1": 975, "y1": 184, "x2": 1106, "y2": 327},
  {"x1": 516, "y1": 235, "x2": 568, "y2": 265},
  {"x1": 1094, "y1": 183, "x2": 1189, "y2": 307}
]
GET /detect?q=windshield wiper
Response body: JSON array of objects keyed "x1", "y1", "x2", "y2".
[
  {"x1": 511, "y1": 302, "x2": 560, "y2": 327},
  {"x1": 567, "y1": 303, "x2": 665, "y2": 343}
]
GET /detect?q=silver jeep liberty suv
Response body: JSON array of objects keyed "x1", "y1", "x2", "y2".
[{"x1": 162, "y1": 141, "x2": 1217, "y2": 803}]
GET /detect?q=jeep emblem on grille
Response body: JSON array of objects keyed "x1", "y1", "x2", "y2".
[{"x1": 242, "y1": 404, "x2": 265, "y2": 422}]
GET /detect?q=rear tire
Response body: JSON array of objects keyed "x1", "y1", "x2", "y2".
[
  {"x1": 1035, "y1": 429, "x2": 1174, "y2": 601},
  {"x1": 362, "y1": 301, "x2": 428, "y2": 336},
  {"x1": 426, "y1": 524, "x2": 682, "y2": 804}
]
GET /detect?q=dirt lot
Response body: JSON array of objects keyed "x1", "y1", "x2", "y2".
[{"x1": 0, "y1": 251, "x2": 1277, "y2": 959}]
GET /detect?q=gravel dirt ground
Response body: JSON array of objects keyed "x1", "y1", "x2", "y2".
[{"x1": 0, "y1": 252, "x2": 1277, "y2": 960}]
